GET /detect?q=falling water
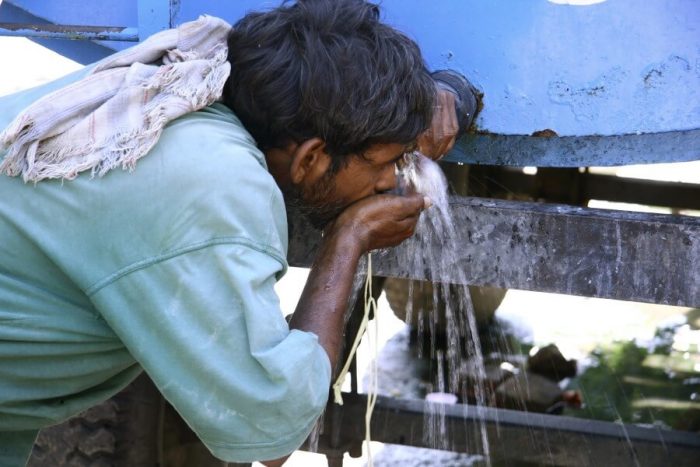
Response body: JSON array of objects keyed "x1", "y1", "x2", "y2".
[
  {"x1": 423, "y1": 350, "x2": 451, "y2": 451},
  {"x1": 377, "y1": 151, "x2": 492, "y2": 462}
]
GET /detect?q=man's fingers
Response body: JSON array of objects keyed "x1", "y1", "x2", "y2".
[
  {"x1": 417, "y1": 88, "x2": 460, "y2": 160},
  {"x1": 399, "y1": 194, "x2": 429, "y2": 215},
  {"x1": 395, "y1": 217, "x2": 418, "y2": 238},
  {"x1": 444, "y1": 136, "x2": 457, "y2": 155},
  {"x1": 440, "y1": 92, "x2": 459, "y2": 154}
]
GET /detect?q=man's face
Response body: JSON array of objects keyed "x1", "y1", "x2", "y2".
[{"x1": 291, "y1": 142, "x2": 409, "y2": 229}]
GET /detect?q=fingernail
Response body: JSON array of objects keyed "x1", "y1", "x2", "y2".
[{"x1": 423, "y1": 196, "x2": 433, "y2": 208}]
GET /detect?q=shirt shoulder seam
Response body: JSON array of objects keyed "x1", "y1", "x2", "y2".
[{"x1": 85, "y1": 237, "x2": 287, "y2": 296}]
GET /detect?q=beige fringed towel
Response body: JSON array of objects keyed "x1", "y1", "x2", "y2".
[{"x1": 0, "y1": 15, "x2": 232, "y2": 182}]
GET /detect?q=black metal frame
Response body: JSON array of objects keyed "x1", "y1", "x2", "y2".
[
  {"x1": 309, "y1": 393, "x2": 700, "y2": 467},
  {"x1": 287, "y1": 170, "x2": 700, "y2": 465}
]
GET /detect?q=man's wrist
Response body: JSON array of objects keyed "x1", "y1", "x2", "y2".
[{"x1": 323, "y1": 218, "x2": 368, "y2": 258}]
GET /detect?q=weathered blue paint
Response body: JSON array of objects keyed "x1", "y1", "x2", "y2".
[
  {"x1": 137, "y1": 0, "x2": 172, "y2": 40},
  {"x1": 381, "y1": 0, "x2": 700, "y2": 137},
  {"x1": 1, "y1": 0, "x2": 134, "y2": 28},
  {"x1": 0, "y1": 25, "x2": 139, "y2": 42},
  {"x1": 1, "y1": 0, "x2": 698, "y2": 166}
]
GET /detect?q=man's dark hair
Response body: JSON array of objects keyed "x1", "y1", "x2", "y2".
[{"x1": 222, "y1": 0, "x2": 435, "y2": 169}]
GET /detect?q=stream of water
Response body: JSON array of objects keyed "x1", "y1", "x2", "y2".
[{"x1": 378, "y1": 152, "x2": 492, "y2": 463}]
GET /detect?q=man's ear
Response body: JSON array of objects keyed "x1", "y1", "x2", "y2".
[{"x1": 290, "y1": 137, "x2": 330, "y2": 185}]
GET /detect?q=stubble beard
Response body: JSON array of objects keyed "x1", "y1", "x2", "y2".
[{"x1": 284, "y1": 169, "x2": 346, "y2": 231}]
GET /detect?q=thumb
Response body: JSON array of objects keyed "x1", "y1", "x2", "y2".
[{"x1": 399, "y1": 193, "x2": 431, "y2": 215}]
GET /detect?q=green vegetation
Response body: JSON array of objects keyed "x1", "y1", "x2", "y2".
[{"x1": 565, "y1": 322, "x2": 700, "y2": 431}]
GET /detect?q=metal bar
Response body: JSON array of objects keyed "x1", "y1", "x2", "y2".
[
  {"x1": 0, "y1": 2, "x2": 115, "y2": 63},
  {"x1": 287, "y1": 197, "x2": 700, "y2": 307},
  {"x1": 0, "y1": 23, "x2": 138, "y2": 41},
  {"x1": 471, "y1": 168, "x2": 700, "y2": 211},
  {"x1": 445, "y1": 129, "x2": 700, "y2": 167},
  {"x1": 312, "y1": 393, "x2": 700, "y2": 467},
  {"x1": 583, "y1": 173, "x2": 700, "y2": 211}
]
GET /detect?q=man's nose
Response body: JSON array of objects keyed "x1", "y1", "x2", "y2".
[{"x1": 376, "y1": 165, "x2": 398, "y2": 193}]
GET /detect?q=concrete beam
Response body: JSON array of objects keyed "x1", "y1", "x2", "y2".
[{"x1": 287, "y1": 197, "x2": 700, "y2": 307}]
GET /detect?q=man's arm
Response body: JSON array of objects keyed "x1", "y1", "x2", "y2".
[
  {"x1": 289, "y1": 193, "x2": 427, "y2": 368},
  {"x1": 261, "y1": 193, "x2": 426, "y2": 467}
]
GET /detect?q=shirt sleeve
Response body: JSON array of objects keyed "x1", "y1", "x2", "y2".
[{"x1": 89, "y1": 241, "x2": 331, "y2": 462}]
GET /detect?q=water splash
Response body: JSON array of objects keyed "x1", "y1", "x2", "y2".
[{"x1": 379, "y1": 151, "x2": 492, "y2": 463}]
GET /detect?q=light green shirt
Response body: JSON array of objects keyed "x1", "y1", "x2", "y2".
[{"x1": 0, "y1": 72, "x2": 331, "y2": 464}]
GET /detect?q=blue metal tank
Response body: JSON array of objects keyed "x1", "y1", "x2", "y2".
[{"x1": 2, "y1": 0, "x2": 699, "y2": 167}]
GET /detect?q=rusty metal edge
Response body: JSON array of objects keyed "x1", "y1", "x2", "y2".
[
  {"x1": 0, "y1": 23, "x2": 139, "y2": 41},
  {"x1": 446, "y1": 128, "x2": 700, "y2": 167}
]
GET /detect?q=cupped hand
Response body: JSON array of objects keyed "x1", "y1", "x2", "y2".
[
  {"x1": 328, "y1": 193, "x2": 429, "y2": 252},
  {"x1": 416, "y1": 88, "x2": 459, "y2": 160}
]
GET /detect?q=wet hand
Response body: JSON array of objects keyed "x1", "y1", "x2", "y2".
[
  {"x1": 416, "y1": 88, "x2": 459, "y2": 160},
  {"x1": 328, "y1": 193, "x2": 430, "y2": 252}
]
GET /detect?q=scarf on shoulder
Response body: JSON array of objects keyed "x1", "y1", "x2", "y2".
[{"x1": 0, "y1": 15, "x2": 232, "y2": 182}]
